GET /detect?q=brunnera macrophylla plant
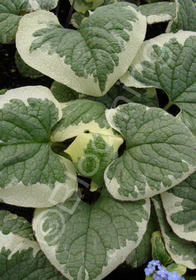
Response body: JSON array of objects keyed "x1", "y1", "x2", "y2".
[{"x1": 1, "y1": 0, "x2": 196, "y2": 279}]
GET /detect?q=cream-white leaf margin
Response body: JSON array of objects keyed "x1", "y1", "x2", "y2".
[
  {"x1": 161, "y1": 172, "x2": 196, "y2": 242},
  {"x1": 16, "y1": 4, "x2": 147, "y2": 96},
  {"x1": 0, "y1": 86, "x2": 77, "y2": 207}
]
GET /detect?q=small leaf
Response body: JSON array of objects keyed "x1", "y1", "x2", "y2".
[
  {"x1": 82, "y1": 82, "x2": 159, "y2": 109},
  {"x1": 50, "y1": 81, "x2": 79, "y2": 103},
  {"x1": 167, "y1": 0, "x2": 196, "y2": 32},
  {"x1": 16, "y1": 2, "x2": 147, "y2": 96},
  {"x1": 151, "y1": 231, "x2": 173, "y2": 266},
  {"x1": 0, "y1": 86, "x2": 77, "y2": 207},
  {"x1": 121, "y1": 31, "x2": 196, "y2": 134},
  {"x1": 15, "y1": 51, "x2": 43, "y2": 79},
  {"x1": 33, "y1": 190, "x2": 150, "y2": 280},
  {"x1": 152, "y1": 195, "x2": 196, "y2": 269},
  {"x1": 105, "y1": 102, "x2": 196, "y2": 201},
  {"x1": 69, "y1": 0, "x2": 104, "y2": 13},
  {"x1": 51, "y1": 99, "x2": 118, "y2": 142},
  {"x1": 65, "y1": 132, "x2": 123, "y2": 187},
  {"x1": 139, "y1": 2, "x2": 176, "y2": 24},
  {"x1": 166, "y1": 263, "x2": 187, "y2": 276},
  {"x1": 0, "y1": 210, "x2": 66, "y2": 280},
  {"x1": 161, "y1": 171, "x2": 196, "y2": 242}
]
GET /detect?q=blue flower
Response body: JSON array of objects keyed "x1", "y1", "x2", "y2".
[
  {"x1": 145, "y1": 266, "x2": 156, "y2": 276},
  {"x1": 153, "y1": 274, "x2": 165, "y2": 280},
  {"x1": 157, "y1": 266, "x2": 168, "y2": 279},
  {"x1": 167, "y1": 271, "x2": 185, "y2": 280}
]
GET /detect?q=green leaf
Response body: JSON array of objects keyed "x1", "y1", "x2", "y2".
[
  {"x1": 139, "y1": 2, "x2": 176, "y2": 24},
  {"x1": 121, "y1": 31, "x2": 196, "y2": 135},
  {"x1": 152, "y1": 195, "x2": 196, "y2": 269},
  {"x1": 33, "y1": 190, "x2": 150, "y2": 280},
  {"x1": 50, "y1": 81, "x2": 80, "y2": 103},
  {"x1": 15, "y1": 51, "x2": 43, "y2": 79},
  {"x1": 151, "y1": 231, "x2": 173, "y2": 266},
  {"x1": 71, "y1": 12, "x2": 88, "y2": 28},
  {"x1": 0, "y1": 210, "x2": 66, "y2": 280},
  {"x1": 124, "y1": 206, "x2": 159, "y2": 269},
  {"x1": 166, "y1": 263, "x2": 187, "y2": 276},
  {"x1": 51, "y1": 99, "x2": 119, "y2": 142},
  {"x1": 0, "y1": 86, "x2": 77, "y2": 207},
  {"x1": 0, "y1": 210, "x2": 34, "y2": 240},
  {"x1": 65, "y1": 132, "x2": 123, "y2": 187},
  {"x1": 161, "y1": 171, "x2": 196, "y2": 242},
  {"x1": 69, "y1": 0, "x2": 104, "y2": 13},
  {"x1": 167, "y1": 0, "x2": 196, "y2": 32},
  {"x1": 104, "y1": 102, "x2": 196, "y2": 201},
  {"x1": 82, "y1": 82, "x2": 159, "y2": 108},
  {"x1": 16, "y1": 2, "x2": 147, "y2": 96},
  {"x1": 0, "y1": 89, "x2": 7, "y2": 95},
  {"x1": 0, "y1": 0, "x2": 58, "y2": 43}
]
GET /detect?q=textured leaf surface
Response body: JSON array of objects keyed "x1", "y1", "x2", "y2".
[
  {"x1": 161, "y1": 171, "x2": 196, "y2": 242},
  {"x1": 0, "y1": 0, "x2": 58, "y2": 43},
  {"x1": 0, "y1": 210, "x2": 34, "y2": 240},
  {"x1": 0, "y1": 211, "x2": 66, "y2": 280},
  {"x1": 0, "y1": 86, "x2": 77, "y2": 207},
  {"x1": 167, "y1": 0, "x2": 196, "y2": 32},
  {"x1": 139, "y1": 2, "x2": 176, "y2": 24},
  {"x1": 83, "y1": 83, "x2": 159, "y2": 109},
  {"x1": 69, "y1": 0, "x2": 104, "y2": 13},
  {"x1": 104, "y1": 103, "x2": 196, "y2": 201},
  {"x1": 51, "y1": 99, "x2": 119, "y2": 142},
  {"x1": 65, "y1": 132, "x2": 123, "y2": 187},
  {"x1": 121, "y1": 31, "x2": 196, "y2": 135},
  {"x1": 33, "y1": 190, "x2": 150, "y2": 280},
  {"x1": 124, "y1": 206, "x2": 159, "y2": 269},
  {"x1": 16, "y1": 2, "x2": 147, "y2": 96},
  {"x1": 152, "y1": 196, "x2": 196, "y2": 269}
]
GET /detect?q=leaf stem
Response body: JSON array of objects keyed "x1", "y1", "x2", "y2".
[
  {"x1": 65, "y1": 0, "x2": 76, "y2": 28},
  {"x1": 163, "y1": 102, "x2": 173, "y2": 112},
  {"x1": 55, "y1": 0, "x2": 61, "y2": 16}
]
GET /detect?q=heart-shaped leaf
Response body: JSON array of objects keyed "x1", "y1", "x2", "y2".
[
  {"x1": 161, "y1": 171, "x2": 196, "y2": 242},
  {"x1": 33, "y1": 190, "x2": 150, "y2": 280},
  {"x1": 120, "y1": 31, "x2": 196, "y2": 135},
  {"x1": 16, "y1": 2, "x2": 147, "y2": 96},
  {"x1": 104, "y1": 102, "x2": 196, "y2": 201},
  {"x1": 0, "y1": 210, "x2": 66, "y2": 280},
  {"x1": 0, "y1": 86, "x2": 77, "y2": 207},
  {"x1": 152, "y1": 196, "x2": 196, "y2": 269}
]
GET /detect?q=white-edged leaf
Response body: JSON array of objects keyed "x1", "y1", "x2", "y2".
[
  {"x1": 104, "y1": 102, "x2": 196, "y2": 201},
  {"x1": 139, "y1": 2, "x2": 176, "y2": 24},
  {"x1": 124, "y1": 206, "x2": 159, "y2": 269},
  {"x1": 161, "y1": 171, "x2": 196, "y2": 242},
  {"x1": 65, "y1": 132, "x2": 123, "y2": 187},
  {"x1": 0, "y1": 210, "x2": 66, "y2": 280},
  {"x1": 0, "y1": 86, "x2": 77, "y2": 207},
  {"x1": 16, "y1": 2, "x2": 147, "y2": 96},
  {"x1": 33, "y1": 190, "x2": 150, "y2": 280},
  {"x1": 167, "y1": 0, "x2": 196, "y2": 33},
  {"x1": 51, "y1": 99, "x2": 119, "y2": 142},
  {"x1": 121, "y1": 31, "x2": 196, "y2": 135},
  {"x1": 69, "y1": 0, "x2": 104, "y2": 13},
  {"x1": 0, "y1": 0, "x2": 58, "y2": 43},
  {"x1": 0, "y1": 210, "x2": 34, "y2": 240},
  {"x1": 152, "y1": 195, "x2": 196, "y2": 269}
]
